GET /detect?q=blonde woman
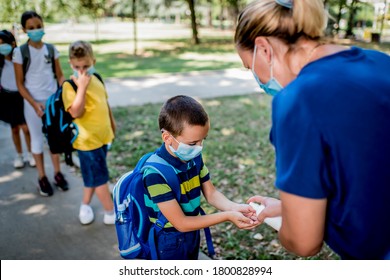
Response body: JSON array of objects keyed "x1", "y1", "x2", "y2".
[{"x1": 236, "y1": 0, "x2": 390, "y2": 259}]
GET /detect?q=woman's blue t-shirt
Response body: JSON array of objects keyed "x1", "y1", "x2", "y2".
[{"x1": 270, "y1": 47, "x2": 390, "y2": 259}]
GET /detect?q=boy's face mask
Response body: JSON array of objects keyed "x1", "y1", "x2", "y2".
[
  {"x1": 73, "y1": 66, "x2": 96, "y2": 78},
  {"x1": 168, "y1": 134, "x2": 203, "y2": 162},
  {"x1": 27, "y1": 28, "x2": 45, "y2": 42},
  {"x1": 0, "y1": 44, "x2": 12, "y2": 56},
  {"x1": 251, "y1": 44, "x2": 283, "y2": 96}
]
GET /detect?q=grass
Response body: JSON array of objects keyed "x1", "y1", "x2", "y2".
[
  {"x1": 107, "y1": 94, "x2": 339, "y2": 260},
  {"x1": 57, "y1": 37, "x2": 242, "y2": 78}
]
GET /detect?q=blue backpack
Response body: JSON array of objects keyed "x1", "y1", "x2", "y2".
[
  {"x1": 41, "y1": 80, "x2": 78, "y2": 166},
  {"x1": 113, "y1": 152, "x2": 215, "y2": 259},
  {"x1": 41, "y1": 73, "x2": 104, "y2": 166}
]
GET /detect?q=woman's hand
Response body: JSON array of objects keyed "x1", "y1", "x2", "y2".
[{"x1": 247, "y1": 195, "x2": 282, "y2": 223}]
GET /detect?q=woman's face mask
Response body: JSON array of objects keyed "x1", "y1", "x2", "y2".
[
  {"x1": 0, "y1": 44, "x2": 13, "y2": 56},
  {"x1": 251, "y1": 44, "x2": 283, "y2": 96},
  {"x1": 168, "y1": 134, "x2": 203, "y2": 162}
]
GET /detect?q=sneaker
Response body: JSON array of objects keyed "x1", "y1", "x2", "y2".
[
  {"x1": 54, "y1": 172, "x2": 69, "y2": 191},
  {"x1": 79, "y1": 204, "x2": 94, "y2": 225},
  {"x1": 25, "y1": 153, "x2": 36, "y2": 167},
  {"x1": 38, "y1": 176, "x2": 54, "y2": 197},
  {"x1": 13, "y1": 154, "x2": 25, "y2": 169},
  {"x1": 103, "y1": 211, "x2": 116, "y2": 225}
]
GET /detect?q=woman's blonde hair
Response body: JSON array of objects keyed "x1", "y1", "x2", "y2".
[
  {"x1": 69, "y1": 40, "x2": 94, "y2": 59},
  {"x1": 234, "y1": 0, "x2": 327, "y2": 50}
]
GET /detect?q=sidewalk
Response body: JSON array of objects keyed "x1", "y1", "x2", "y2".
[{"x1": 0, "y1": 69, "x2": 258, "y2": 260}]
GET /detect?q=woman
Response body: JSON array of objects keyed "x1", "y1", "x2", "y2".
[{"x1": 235, "y1": 0, "x2": 390, "y2": 259}]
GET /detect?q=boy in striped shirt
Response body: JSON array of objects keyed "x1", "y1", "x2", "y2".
[{"x1": 143, "y1": 95, "x2": 258, "y2": 259}]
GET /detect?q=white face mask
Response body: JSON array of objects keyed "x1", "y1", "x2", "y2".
[
  {"x1": 168, "y1": 135, "x2": 203, "y2": 162},
  {"x1": 251, "y1": 44, "x2": 284, "y2": 96}
]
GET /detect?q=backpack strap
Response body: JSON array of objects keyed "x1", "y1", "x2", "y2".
[
  {"x1": 20, "y1": 43, "x2": 56, "y2": 79},
  {"x1": 93, "y1": 72, "x2": 104, "y2": 85},
  {"x1": 45, "y1": 43, "x2": 57, "y2": 80},
  {"x1": 0, "y1": 55, "x2": 4, "y2": 88},
  {"x1": 20, "y1": 43, "x2": 30, "y2": 78}
]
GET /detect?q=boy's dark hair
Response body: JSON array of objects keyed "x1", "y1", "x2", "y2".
[
  {"x1": 69, "y1": 40, "x2": 94, "y2": 59},
  {"x1": 159, "y1": 95, "x2": 209, "y2": 136},
  {"x1": 21, "y1": 11, "x2": 42, "y2": 28}
]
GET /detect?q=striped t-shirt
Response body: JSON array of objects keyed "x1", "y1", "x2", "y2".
[{"x1": 143, "y1": 144, "x2": 210, "y2": 230}]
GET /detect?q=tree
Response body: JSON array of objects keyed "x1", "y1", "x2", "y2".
[
  {"x1": 186, "y1": 0, "x2": 200, "y2": 44},
  {"x1": 79, "y1": 0, "x2": 107, "y2": 41}
]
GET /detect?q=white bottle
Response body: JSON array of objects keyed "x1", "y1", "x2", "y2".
[{"x1": 249, "y1": 202, "x2": 282, "y2": 231}]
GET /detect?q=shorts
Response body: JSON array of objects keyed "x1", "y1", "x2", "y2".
[
  {"x1": 156, "y1": 229, "x2": 200, "y2": 260},
  {"x1": 77, "y1": 145, "x2": 109, "y2": 187},
  {"x1": 0, "y1": 89, "x2": 26, "y2": 128}
]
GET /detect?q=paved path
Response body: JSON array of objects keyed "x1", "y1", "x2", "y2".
[
  {"x1": 0, "y1": 69, "x2": 258, "y2": 260},
  {"x1": 106, "y1": 69, "x2": 258, "y2": 107}
]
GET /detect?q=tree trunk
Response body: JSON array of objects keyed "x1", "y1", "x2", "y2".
[
  {"x1": 346, "y1": 0, "x2": 358, "y2": 37},
  {"x1": 187, "y1": 0, "x2": 200, "y2": 44},
  {"x1": 132, "y1": 0, "x2": 138, "y2": 56}
]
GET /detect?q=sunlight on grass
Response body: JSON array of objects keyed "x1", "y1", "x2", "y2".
[{"x1": 123, "y1": 131, "x2": 144, "y2": 140}]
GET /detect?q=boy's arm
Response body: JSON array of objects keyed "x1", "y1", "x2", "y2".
[
  {"x1": 202, "y1": 180, "x2": 256, "y2": 217},
  {"x1": 157, "y1": 199, "x2": 257, "y2": 233},
  {"x1": 66, "y1": 73, "x2": 90, "y2": 118},
  {"x1": 107, "y1": 103, "x2": 116, "y2": 135}
]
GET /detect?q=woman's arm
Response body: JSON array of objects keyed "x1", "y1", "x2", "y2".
[
  {"x1": 278, "y1": 191, "x2": 326, "y2": 257},
  {"x1": 248, "y1": 192, "x2": 326, "y2": 256}
]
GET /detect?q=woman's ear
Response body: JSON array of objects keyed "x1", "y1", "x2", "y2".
[{"x1": 254, "y1": 37, "x2": 272, "y2": 64}]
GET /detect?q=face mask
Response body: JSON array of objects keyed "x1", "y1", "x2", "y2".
[
  {"x1": 27, "y1": 28, "x2": 45, "y2": 42},
  {"x1": 0, "y1": 44, "x2": 12, "y2": 56},
  {"x1": 73, "y1": 66, "x2": 95, "y2": 78},
  {"x1": 251, "y1": 44, "x2": 283, "y2": 96},
  {"x1": 87, "y1": 65, "x2": 96, "y2": 75},
  {"x1": 168, "y1": 135, "x2": 203, "y2": 162}
]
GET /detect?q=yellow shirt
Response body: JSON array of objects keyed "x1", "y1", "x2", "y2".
[{"x1": 62, "y1": 76, "x2": 114, "y2": 151}]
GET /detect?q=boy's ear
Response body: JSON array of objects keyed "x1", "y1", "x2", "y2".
[{"x1": 161, "y1": 130, "x2": 172, "y2": 144}]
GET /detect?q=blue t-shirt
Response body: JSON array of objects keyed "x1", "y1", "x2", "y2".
[{"x1": 270, "y1": 47, "x2": 390, "y2": 259}]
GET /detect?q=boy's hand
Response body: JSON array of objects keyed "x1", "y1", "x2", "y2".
[
  {"x1": 227, "y1": 211, "x2": 259, "y2": 229},
  {"x1": 232, "y1": 203, "x2": 258, "y2": 221},
  {"x1": 71, "y1": 71, "x2": 91, "y2": 91}
]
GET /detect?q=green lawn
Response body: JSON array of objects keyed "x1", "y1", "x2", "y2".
[{"x1": 58, "y1": 37, "x2": 242, "y2": 78}]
